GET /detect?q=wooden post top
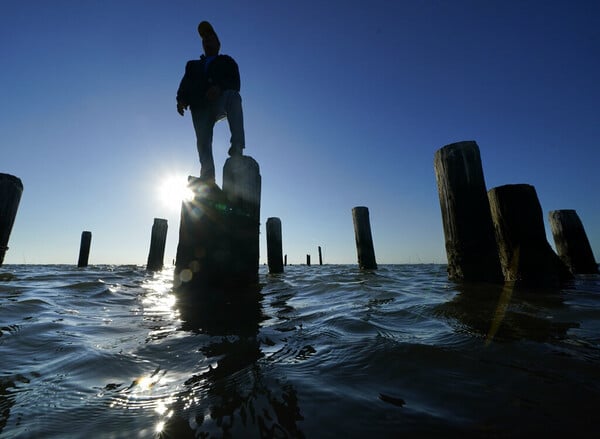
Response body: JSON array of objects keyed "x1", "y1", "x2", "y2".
[{"x1": 0, "y1": 173, "x2": 23, "y2": 190}]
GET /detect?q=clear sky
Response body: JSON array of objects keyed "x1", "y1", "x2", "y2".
[{"x1": 1, "y1": 0, "x2": 599, "y2": 265}]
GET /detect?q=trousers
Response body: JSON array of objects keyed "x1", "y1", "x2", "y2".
[{"x1": 191, "y1": 89, "x2": 245, "y2": 180}]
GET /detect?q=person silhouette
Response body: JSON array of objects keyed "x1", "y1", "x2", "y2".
[{"x1": 176, "y1": 21, "x2": 245, "y2": 183}]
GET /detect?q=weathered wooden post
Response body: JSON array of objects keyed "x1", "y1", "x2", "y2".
[
  {"x1": 174, "y1": 180, "x2": 228, "y2": 287},
  {"x1": 306, "y1": 254, "x2": 311, "y2": 266},
  {"x1": 352, "y1": 206, "x2": 377, "y2": 269},
  {"x1": 147, "y1": 218, "x2": 168, "y2": 271},
  {"x1": 266, "y1": 217, "x2": 283, "y2": 274},
  {"x1": 549, "y1": 210, "x2": 598, "y2": 274},
  {"x1": 318, "y1": 246, "x2": 323, "y2": 265},
  {"x1": 488, "y1": 184, "x2": 571, "y2": 285},
  {"x1": 223, "y1": 156, "x2": 261, "y2": 285},
  {"x1": 0, "y1": 173, "x2": 23, "y2": 266},
  {"x1": 77, "y1": 231, "x2": 92, "y2": 268},
  {"x1": 174, "y1": 155, "x2": 261, "y2": 291},
  {"x1": 284, "y1": 254, "x2": 287, "y2": 266},
  {"x1": 434, "y1": 141, "x2": 502, "y2": 282}
]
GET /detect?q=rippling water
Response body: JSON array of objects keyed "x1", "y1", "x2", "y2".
[{"x1": 1, "y1": 264, "x2": 599, "y2": 438}]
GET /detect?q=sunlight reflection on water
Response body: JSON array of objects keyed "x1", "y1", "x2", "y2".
[{"x1": 0, "y1": 264, "x2": 599, "y2": 437}]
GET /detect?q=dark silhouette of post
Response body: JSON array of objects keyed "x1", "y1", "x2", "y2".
[
  {"x1": 284, "y1": 254, "x2": 287, "y2": 266},
  {"x1": 223, "y1": 156, "x2": 261, "y2": 284},
  {"x1": 352, "y1": 206, "x2": 377, "y2": 269},
  {"x1": 318, "y1": 246, "x2": 323, "y2": 265},
  {"x1": 175, "y1": 155, "x2": 261, "y2": 290},
  {"x1": 0, "y1": 173, "x2": 23, "y2": 266},
  {"x1": 306, "y1": 254, "x2": 311, "y2": 266},
  {"x1": 488, "y1": 184, "x2": 571, "y2": 285},
  {"x1": 77, "y1": 231, "x2": 92, "y2": 268},
  {"x1": 266, "y1": 217, "x2": 283, "y2": 274},
  {"x1": 434, "y1": 141, "x2": 502, "y2": 282},
  {"x1": 549, "y1": 210, "x2": 598, "y2": 274},
  {"x1": 175, "y1": 180, "x2": 229, "y2": 287},
  {"x1": 147, "y1": 218, "x2": 168, "y2": 271}
]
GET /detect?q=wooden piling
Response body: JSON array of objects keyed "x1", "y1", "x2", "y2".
[
  {"x1": 306, "y1": 254, "x2": 311, "y2": 266},
  {"x1": 77, "y1": 231, "x2": 92, "y2": 268},
  {"x1": 487, "y1": 184, "x2": 571, "y2": 285},
  {"x1": 0, "y1": 173, "x2": 23, "y2": 266},
  {"x1": 174, "y1": 180, "x2": 229, "y2": 287},
  {"x1": 284, "y1": 254, "x2": 287, "y2": 266},
  {"x1": 223, "y1": 156, "x2": 261, "y2": 285},
  {"x1": 549, "y1": 210, "x2": 598, "y2": 274},
  {"x1": 352, "y1": 206, "x2": 377, "y2": 269},
  {"x1": 147, "y1": 218, "x2": 168, "y2": 271},
  {"x1": 318, "y1": 246, "x2": 323, "y2": 265},
  {"x1": 174, "y1": 155, "x2": 261, "y2": 291},
  {"x1": 223, "y1": 156, "x2": 261, "y2": 221},
  {"x1": 433, "y1": 141, "x2": 502, "y2": 282},
  {"x1": 266, "y1": 217, "x2": 284, "y2": 274}
]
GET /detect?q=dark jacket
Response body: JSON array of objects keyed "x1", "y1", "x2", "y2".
[{"x1": 176, "y1": 54, "x2": 240, "y2": 110}]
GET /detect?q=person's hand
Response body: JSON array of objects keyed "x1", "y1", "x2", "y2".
[
  {"x1": 205, "y1": 85, "x2": 221, "y2": 102},
  {"x1": 177, "y1": 102, "x2": 188, "y2": 116}
]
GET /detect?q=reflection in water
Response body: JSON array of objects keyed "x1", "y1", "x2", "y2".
[
  {"x1": 154, "y1": 285, "x2": 305, "y2": 438},
  {"x1": 436, "y1": 281, "x2": 579, "y2": 343},
  {"x1": 0, "y1": 377, "x2": 17, "y2": 435},
  {"x1": 485, "y1": 282, "x2": 514, "y2": 346},
  {"x1": 5, "y1": 265, "x2": 597, "y2": 436}
]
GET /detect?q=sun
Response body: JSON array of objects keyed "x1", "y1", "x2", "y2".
[{"x1": 158, "y1": 175, "x2": 194, "y2": 211}]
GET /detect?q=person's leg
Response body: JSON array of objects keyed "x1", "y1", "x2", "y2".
[
  {"x1": 216, "y1": 89, "x2": 245, "y2": 155},
  {"x1": 191, "y1": 108, "x2": 216, "y2": 181}
]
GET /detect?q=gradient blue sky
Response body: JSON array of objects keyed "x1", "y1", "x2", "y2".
[{"x1": 2, "y1": 0, "x2": 599, "y2": 265}]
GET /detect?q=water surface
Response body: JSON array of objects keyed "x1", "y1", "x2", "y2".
[{"x1": 1, "y1": 264, "x2": 599, "y2": 437}]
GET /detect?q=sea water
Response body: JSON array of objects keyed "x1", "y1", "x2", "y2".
[{"x1": 1, "y1": 264, "x2": 599, "y2": 438}]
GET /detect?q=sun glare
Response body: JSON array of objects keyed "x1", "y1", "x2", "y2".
[{"x1": 158, "y1": 175, "x2": 194, "y2": 211}]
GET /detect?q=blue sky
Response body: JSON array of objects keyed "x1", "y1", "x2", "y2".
[{"x1": 1, "y1": 0, "x2": 599, "y2": 265}]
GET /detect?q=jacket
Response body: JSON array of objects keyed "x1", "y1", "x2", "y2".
[{"x1": 176, "y1": 54, "x2": 241, "y2": 110}]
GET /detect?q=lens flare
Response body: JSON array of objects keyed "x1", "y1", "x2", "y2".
[{"x1": 158, "y1": 175, "x2": 194, "y2": 211}]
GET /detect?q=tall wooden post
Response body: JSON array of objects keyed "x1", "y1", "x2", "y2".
[
  {"x1": 223, "y1": 156, "x2": 261, "y2": 285},
  {"x1": 549, "y1": 210, "x2": 598, "y2": 274},
  {"x1": 488, "y1": 184, "x2": 571, "y2": 285},
  {"x1": 284, "y1": 254, "x2": 287, "y2": 266},
  {"x1": 175, "y1": 156, "x2": 261, "y2": 291},
  {"x1": 147, "y1": 218, "x2": 168, "y2": 271},
  {"x1": 318, "y1": 246, "x2": 323, "y2": 265},
  {"x1": 77, "y1": 231, "x2": 92, "y2": 268},
  {"x1": 174, "y1": 180, "x2": 229, "y2": 288},
  {"x1": 0, "y1": 173, "x2": 23, "y2": 266},
  {"x1": 266, "y1": 217, "x2": 283, "y2": 274},
  {"x1": 433, "y1": 141, "x2": 502, "y2": 282},
  {"x1": 306, "y1": 254, "x2": 311, "y2": 266},
  {"x1": 352, "y1": 206, "x2": 377, "y2": 269}
]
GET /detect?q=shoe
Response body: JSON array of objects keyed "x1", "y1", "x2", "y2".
[{"x1": 228, "y1": 145, "x2": 243, "y2": 157}]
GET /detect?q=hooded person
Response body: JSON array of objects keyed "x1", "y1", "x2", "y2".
[{"x1": 176, "y1": 21, "x2": 245, "y2": 183}]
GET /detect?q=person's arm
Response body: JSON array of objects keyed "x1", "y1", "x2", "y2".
[{"x1": 176, "y1": 61, "x2": 194, "y2": 115}]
